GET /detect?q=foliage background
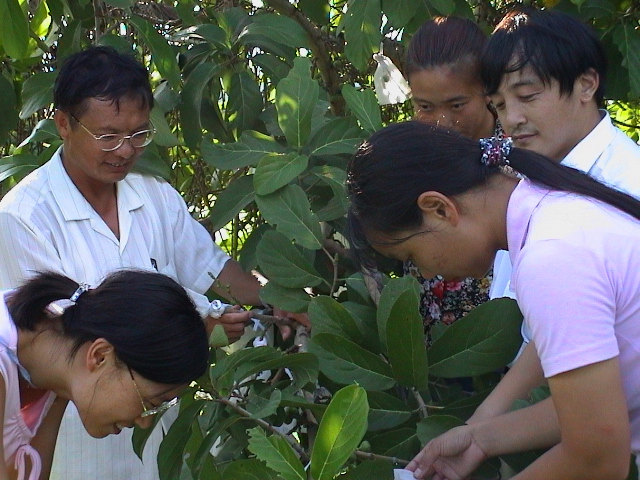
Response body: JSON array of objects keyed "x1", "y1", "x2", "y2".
[{"x1": 1, "y1": 0, "x2": 639, "y2": 479}]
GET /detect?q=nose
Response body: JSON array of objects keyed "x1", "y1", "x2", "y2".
[
  {"x1": 134, "y1": 415, "x2": 154, "y2": 429},
  {"x1": 113, "y1": 137, "x2": 136, "y2": 158},
  {"x1": 499, "y1": 102, "x2": 525, "y2": 136}
]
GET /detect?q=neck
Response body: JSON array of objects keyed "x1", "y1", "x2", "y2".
[{"x1": 475, "y1": 173, "x2": 520, "y2": 251}]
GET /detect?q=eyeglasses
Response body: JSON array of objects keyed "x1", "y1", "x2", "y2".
[
  {"x1": 69, "y1": 113, "x2": 155, "y2": 152},
  {"x1": 128, "y1": 367, "x2": 179, "y2": 418}
]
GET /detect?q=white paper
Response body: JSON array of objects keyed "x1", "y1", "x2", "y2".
[{"x1": 393, "y1": 469, "x2": 415, "y2": 480}]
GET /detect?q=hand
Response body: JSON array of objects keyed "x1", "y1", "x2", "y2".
[
  {"x1": 272, "y1": 307, "x2": 311, "y2": 340},
  {"x1": 205, "y1": 305, "x2": 252, "y2": 343},
  {"x1": 406, "y1": 425, "x2": 488, "y2": 480}
]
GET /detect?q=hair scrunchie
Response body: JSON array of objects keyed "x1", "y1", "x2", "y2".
[{"x1": 479, "y1": 136, "x2": 513, "y2": 166}]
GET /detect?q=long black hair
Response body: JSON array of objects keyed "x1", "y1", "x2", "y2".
[
  {"x1": 481, "y1": 7, "x2": 607, "y2": 105},
  {"x1": 347, "y1": 122, "x2": 640, "y2": 269},
  {"x1": 8, "y1": 270, "x2": 208, "y2": 385}
]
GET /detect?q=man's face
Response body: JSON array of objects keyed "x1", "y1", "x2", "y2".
[
  {"x1": 55, "y1": 96, "x2": 151, "y2": 190},
  {"x1": 489, "y1": 64, "x2": 589, "y2": 162}
]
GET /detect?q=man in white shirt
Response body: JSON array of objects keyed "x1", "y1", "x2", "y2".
[{"x1": 0, "y1": 46, "x2": 305, "y2": 479}]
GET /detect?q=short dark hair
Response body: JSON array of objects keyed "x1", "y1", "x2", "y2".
[
  {"x1": 54, "y1": 46, "x2": 154, "y2": 118},
  {"x1": 9, "y1": 270, "x2": 208, "y2": 385},
  {"x1": 406, "y1": 16, "x2": 488, "y2": 79},
  {"x1": 347, "y1": 122, "x2": 640, "y2": 270},
  {"x1": 481, "y1": 7, "x2": 607, "y2": 105}
]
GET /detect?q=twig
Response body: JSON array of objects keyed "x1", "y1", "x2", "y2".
[
  {"x1": 413, "y1": 388, "x2": 429, "y2": 419},
  {"x1": 354, "y1": 450, "x2": 410, "y2": 467},
  {"x1": 213, "y1": 390, "x2": 310, "y2": 464}
]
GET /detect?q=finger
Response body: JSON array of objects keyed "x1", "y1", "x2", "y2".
[{"x1": 279, "y1": 325, "x2": 292, "y2": 340}]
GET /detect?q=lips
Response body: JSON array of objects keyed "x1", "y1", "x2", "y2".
[{"x1": 511, "y1": 133, "x2": 536, "y2": 143}]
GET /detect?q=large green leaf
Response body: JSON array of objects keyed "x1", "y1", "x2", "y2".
[
  {"x1": 221, "y1": 459, "x2": 282, "y2": 479},
  {"x1": 0, "y1": 153, "x2": 42, "y2": 184},
  {"x1": 18, "y1": 119, "x2": 59, "y2": 147},
  {"x1": 311, "y1": 385, "x2": 369, "y2": 480},
  {"x1": 254, "y1": 153, "x2": 309, "y2": 195},
  {"x1": 180, "y1": 62, "x2": 219, "y2": 150},
  {"x1": 252, "y1": 53, "x2": 292, "y2": 84},
  {"x1": 256, "y1": 229, "x2": 323, "y2": 288},
  {"x1": 20, "y1": 72, "x2": 56, "y2": 119},
  {"x1": 307, "y1": 116, "x2": 364, "y2": 157},
  {"x1": 129, "y1": 15, "x2": 181, "y2": 89},
  {"x1": 239, "y1": 13, "x2": 310, "y2": 50},
  {"x1": 202, "y1": 130, "x2": 285, "y2": 170},
  {"x1": 368, "y1": 427, "x2": 420, "y2": 459},
  {"x1": 382, "y1": 0, "x2": 419, "y2": 27},
  {"x1": 377, "y1": 276, "x2": 421, "y2": 352},
  {"x1": 307, "y1": 165, "x2": 350, "y2": 221},
  {"x1": 384, "y1": 283, "x2": 428, "y2": 388},
  {"x1": 308, "y1": 295, "x2": 363, "y2": 343},
  {"x1": 298, "y1": 0, "x2": 330, "y2": 25},
  {"x1": 209, "y1": 175, "x2": 255, "y2": 231},
  {"x1": 246, "y1": 389, "x2": 283, "y2": 419},
  {"x1": 276, "y1": 57, "x2": 319, "y2": 148},
  {"x1": 613, "y1": 24, "x2": 640, "y2": 99},
  {"x1": 0, "y1": 75, "x2": 19, "y2": 143},
  {"x1": 105, "y1": 0, "x2": 135, "y2": 7},
  {"x1": 256, "y1": 184, "x2": 323, "y2": 250},
  {"x1": 172, "y1": 24, "x2": 228, "y2": 50},
  {"x1": 0, "y1": 0, "x2": 29, "y2": 59},
  {"x1": 259, "y1": 282, "x2": 311, "y2": 313},
  {"x1": 247, "y1": 427, "x2": 306, "y2": 480},
  {"x1": 233, "y1": 352, "x2": 319, "y2": 390},
  {"x1": 428, "y1": 0, "x2": 456, "y2": 15},
  {"x1": 227, "y1": 71, "x2": 263, "y2": 132},
  {"x1": 308, "y1": 333, "x2": 395, "y2": 391},
  {"x1": 340, "y1": 0, "x2": 382, "y2": 72},
  {"x1": 342, "y1": 84, "x2": 383, "y2": 134},
  {"x1": 149, "y1": 106, "x2": 179, "y2": 147},
  {"x1": 340, "y1": 459, "x2": 394, "y2": 479},
  {"x1": 428, "y1": 298, "x2": 523, "y2": 378},
  {"x1": 210, "y1": 346, "x2": 282, "y2": 393},
  {"x1": 158, "y1": 400, "x2": 206, "y2": 480},
  {"x1": 367, "y1": 391, "x2": 412, "y2": 431}
]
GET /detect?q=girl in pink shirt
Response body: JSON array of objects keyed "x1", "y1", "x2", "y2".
[
  {"x1": 347, "y1": 121, "x2": 640, "y2": 480},
  {"x1": 0, "y1": 270, "x2": 208, "y2": 479}
]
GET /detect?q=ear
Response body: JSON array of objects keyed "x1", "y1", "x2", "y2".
[
  {"x1": 54, "y1": 109, "x2": 72, "y2": 140},
  {"x1": 416, "y1": 191, "x2": 460, "y2": 227},
  {"x1": 577, "y1": 68, "x2": 599, "y2": 104},
  {"x1": 85, "y1": 338, "x2": 117, "y2": 372}
]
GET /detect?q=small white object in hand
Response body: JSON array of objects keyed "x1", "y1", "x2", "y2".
[{"x1": 393, "y1": 469, "x2": 415, "y2": 480}]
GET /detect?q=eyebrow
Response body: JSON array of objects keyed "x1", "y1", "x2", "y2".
[{"x1": 413, "y1": 94, "x2": 471, "y2": 104}]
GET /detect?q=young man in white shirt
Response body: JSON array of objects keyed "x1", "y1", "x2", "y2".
[{"x1": 0, "y1": 46, "x2": 307, "y2": 480}]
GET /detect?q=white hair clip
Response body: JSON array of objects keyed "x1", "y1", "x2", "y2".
[{"x1": 45, "y1": 283, "x2": 90, "y2": 317}]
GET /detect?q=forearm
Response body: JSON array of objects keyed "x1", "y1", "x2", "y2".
[
  {"x1": 470, "y1": 342, "x2": 545, "y2": 422},
  {"x1": 211, "y1": 259, "x2": 263, "y2": 306}
]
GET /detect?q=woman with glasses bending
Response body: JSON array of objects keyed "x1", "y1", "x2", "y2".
[
  {"x1": 348, "y1": 121, "x2": 640, "y2": 479},
  {"x1": 0, "y1": 270, "x2": 208, "y2": 480}
]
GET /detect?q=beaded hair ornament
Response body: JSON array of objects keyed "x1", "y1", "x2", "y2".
[
  {"x1": 45, "y1": 283, "x2": 90, "y2": 317},
  {"x1": 479, "y1": 136, "x2": 513, "y2": 166}
]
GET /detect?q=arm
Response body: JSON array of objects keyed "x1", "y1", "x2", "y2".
[
  {"x1": 28, "y1": 397, "x2": 68, "y2": 479},
  {"x1": 469, "y1": 341, "x2": 545, "y2": 423}
]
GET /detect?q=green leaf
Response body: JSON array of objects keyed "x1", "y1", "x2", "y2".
[
  {"x1": 254, "y1": 153, "x2": 309, "y2": 195},
  {"x1": 377, "y1": 276, "x2": 421, "y2": 352},
  {"x1": 227, "y1": 71, "x2": 263, "y2": 132},
  {"x1": 308, "y1": 295, "x2": 363, "y2": 343},
  {"x1": 97, "y1": 33, "x2": 134, "y2": 52},
  {"x1": 308, "y1": 333, "x2": 395, "y2": 391},
  {"x1": 340, "y1": 459, "x2": 394, "y2": 479},
  {"x1": 133, "y1": 144, "x2": 171, "y2": 180},
  {"x1": 132, "y1": 416, "x2": 161, "y2": 460},
  {"x1": 342, "y1": 84, "x2": 383, "y2": 134},
  {"x1": 307, "y1": 116, "x2": 364, "y2": 157},
  {"x1": 18, "y1": 119, "x2": 59, "y2": 147},
  {"x1": 20, "y1": 72, "x2": 57, "y2": 119},
  {"x1": 307, "y1": 165, "x2": 350, "y2": 221},
  {"x1": 158, "y1": 400, "x2": 206, "y2": 480},
  {"x1": 311, "y1": 385, "x2": 369, "y2": 480},
  {"x1": 209, "y1": 324, "x2": 229, "y2": 348},
  {"x1": 129, "y1": 15, "x2": 181, "y2": 89},
  {"x1": 259, "y1": 281, "x2": 311, "y2": 314},
  {"x1": 256, "y1": 229, "x2": 323, "y2": 288},
  {"x1": 247, "y1": 390, "x2": 283, "y2": 419},
  {"x1": 105, "y1": 0, "x2": 135, "y2": 7},
  {"x1": 202, "y1": 130, "x2": 285, "y2": 170},
  {"x1": 427, "y1": 0, "x2": 456, "y2": 15},
  {"x1": 221, "y1": 459, "x2": 282, "y2": 479},
  {"x1": 428, "y1": 298, "x2": 523, "y2": 378},
  {"x1": 209, "y1": 175, "x2": 255, "y2": 231},
  {"x1": 172, "y1": 24, "x2": 228, "y2": 49},
  {"x1": 384, "y1": 281, "x2": 429, "y2": 388},
  {"x1": 234, "y1": 352, "x2": 319, "y2": 390},
  {"x1": 613, "y1": 24, "x2": 640, "y2": 99},
  {"x1": 256, "y1": 184, "x2": 323, "y2": 250},
  {"x1": 298, "y1": 0, "x2": 330, "y2": 25},
  {"x1": 253, "y1": 53, "x2": 292, "y2": 84},
  {"x1": 368, "y1": 427, "x2": 420, "y2": 458},
  {"x1": 367, "y1": 391, "x2": 412, "y2": 431},
  {"x1": 180, "y1": 62, "x2": 219, "y2": 150},
  {"x1": 0, "y1": 74, "x2": 19, "y2": 143},
  {"x1": 382, "y1": 0, "x2": 419, "y2": 27},
  {"x1": 247, "y1": 427, "x2": 306, "y2": 480},
  {"x1": 210, "y1": 346, "x2": 282, "y2": 393},
  {"x1": 276, "y1": 57, "x2": 319, "y2": 147},
  {"x1": 0, "y1": 0, "x2": 30, "y2": 59},
  {"x1": 239, "y1": 13, "x2": 310, "y2": 50},
  {"x1": 0, "y1": 154, "x2": 43, "y2": 184},
  {"x1": 340, "y1": 0, "x2": 381, "y2": 72},
  {"x1": 149, "y1": 105, "x2": 179, "y2": 147}
]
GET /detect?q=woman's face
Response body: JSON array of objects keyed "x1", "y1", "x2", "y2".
[
  {"x1": 72, "y1": 342, "x2": 185, "y2": 438},
  {"x1": 409, "y1": 64, "x2": 495, "y2": 140}
]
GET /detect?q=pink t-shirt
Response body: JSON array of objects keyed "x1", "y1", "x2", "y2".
[{"x1": 507, "y1": 179, "x2": 640, "y2": 455}]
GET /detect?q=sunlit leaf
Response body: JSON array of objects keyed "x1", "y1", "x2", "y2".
[
  {"x1": 202, "y1": 130, "x2": 285, "y2": 170},
  {"x1": 254, "y1": 153, "x2": 309, "y2": 195},
  {"x1": 247, "y1": 427, "x2": 306, "y2": 480},
  {"x1": 339, "y1": 0, "x2": 382, "y2": 72},
  {"x1": 0, "y1": 0, "x2": 30, "y2": 59},
  {"x1": 342, "y1": 84, "x2": 383, "y2": 134},
  {"x1": 311, "y1": 385, "x2": 369, "y2": 480},
  {"x1": 149, "y1": 106, "x2": 179, "y2": 147}
]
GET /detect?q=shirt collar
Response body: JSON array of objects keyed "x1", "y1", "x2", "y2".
[
  {"x1": 48, "y1": 147, "x2": 143, "y2": 221},
  {"x1": 561, "y1": 110, "x2": 614, "y2": 172}
]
